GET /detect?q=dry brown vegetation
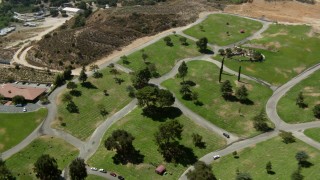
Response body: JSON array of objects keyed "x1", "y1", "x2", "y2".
[{"x1": 28, "y1": 0, "x2": 218, "y2": 70}]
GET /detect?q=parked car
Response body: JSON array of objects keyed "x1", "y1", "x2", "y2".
[
  {"x1": 99, "y1": 169, "x2": 106, "y2": 173},
  {"x1": 15, "y1": 104, "x2": 23, "y2": 107},
  {"x1": 118, "y1": 176, "x2": 125, "y2": 180},
  {"x1": 110, "y1": 172, "x2": 117, "y2": 177},
  {"x1": 213, "y1": 155, "x2": 220, "y2": 160},
  {"x1": 90, "y1": 167, "x2": 98, "y2": 171},
  {"x1": 223, "y1": 132, "x2": 230, "y2": 138}
]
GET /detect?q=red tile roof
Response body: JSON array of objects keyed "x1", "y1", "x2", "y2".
[
  {"x1": 155, "y1": 165, "x2": 166, "y2": 174},
  {"x1": 0, "y1": 84, "x2": 47, "y2": 101}
]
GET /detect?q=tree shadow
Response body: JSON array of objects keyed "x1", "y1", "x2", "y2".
[
  {"x1": 194, "y1": 100, "x2": 204, "y2": 106},
  {"x1": 239, "y1": 98, "x2": 254, "y2": 105},
  {"x1": 114, "y1": 78, "x2": 125, "y2": 85},
  {"x1": 70, "y1": 90, "x2": 82, "y2": 97},
  {"x1": 180, "y1": 80, "x2": 196, "y2": 87},
  {"x1": 81, "y1": 82, "x2": 97, "y2": 89},
  {"x1": 182, "y1": 43, "x2": 189, "y2": 46},
  {"x1": 93, "y1": 72, "x2": 103, "y2": 79},
  {"x1": 142, "y1": 106, "x2": 182, "y2": 122},
  {"x1": 223, "y1": 95, "x2": 238, "y2": 102},
  {"x1": 200, "y1": 49, "x2": 214, "y2": 54},
  {"x1": 112, "y1": 149, "x2": 144, "y2": 165},
  {"x1": 195, "y1": 141, "x2": 206, "y2": 149},
  {"x1": 173, "y1": 144, "x2": 198, "y2": 167},
  {"x1": 299, "y1": 103, "x2": 308, "y2": 109},
  {"x1": 300, "y1": 161, "x2": 314, "y2": 168},
  {"x1": 182, "y1": 94, "x2": 192, "y2": 100},
  {"x1": 267, "y1": 171, "x2": 276, "y2": 175}
]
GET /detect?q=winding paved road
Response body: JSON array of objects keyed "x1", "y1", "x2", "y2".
[{"x1": 2, "y1": 12, "x2": 320, "y2": 180}]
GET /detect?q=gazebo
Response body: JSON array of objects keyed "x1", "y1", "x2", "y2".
[{"x1": 155, "y1": 165, "x2": 166, "y2": 175}]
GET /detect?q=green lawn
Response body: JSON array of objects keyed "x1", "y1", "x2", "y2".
[
  {"x1": 86, "y1": 175, "x2": 106, "y2": 180},
  {"x1": 54, "y1": 68, "x2": 133, "y2": 140},
  {"x1": 304, "y1": 128, "x2": 320, "y2": 143},
  {"x1": 88, "y1": 108, "x2": 226, "y2": 180},
  {"x1": 183, "y1": 14, "x2": 263, "y2": 46},
  {"x1": 5, "y1": 136, "x2": 79, "y2": 180},
  {"x1": 0, "y1": 108, "x2": 48, "y2": 152},
  {"x1": 215, "y1": 24, "x2": 320, "y2": 85},
  {"x1": 212, "y1": 137, "x2": 320, "y2": 179},
  {"x1": 162, "y1": 61, "x2": 273, "y2": 137},
  {"x1": 119, "y1": 35, "x2": 200, "y2": 75},
  {"x1": 277, "y1": 69, "x2": 320, "y2": 123}
]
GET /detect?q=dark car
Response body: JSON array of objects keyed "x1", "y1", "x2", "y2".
[
  {"x1": 118, "y1": 176, "x2": 125, "y2": 180},
  {"x1": 110, "y1": 172, "x2": 117, "y2": 177},
  {"x1": 223, "y1": 132, "x2": 230, "y2": 138}
]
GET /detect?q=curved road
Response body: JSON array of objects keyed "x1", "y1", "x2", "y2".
[{"x1": 2, "y1": 11, "x2": 320, "y2": 180}]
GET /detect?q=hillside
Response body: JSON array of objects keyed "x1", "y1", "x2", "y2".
[{"x1": 28, "y1": 1, "x2": 217, "y2": 70}]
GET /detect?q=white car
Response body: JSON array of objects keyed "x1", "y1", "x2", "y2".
[
  {"x1": 90, "y1": 167, "x2": 98, "y2": 171},
  {"x1": 98, "y1": 169, "x2": 106, "y2": 173},
  {"x1": 23, "y1": 107, "x2": 27, "y2": 112},
  {"x1": 213, "y1": 155, "x2": 220, "y2": 160}
]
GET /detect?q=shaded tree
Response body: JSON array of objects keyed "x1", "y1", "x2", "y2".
[
  {"x1": 33, "y1": 154, "x2": 61, "y2": 180},
  {"x1": 121, "y1": 55, "x2": 129, "y2": 64},
  {"x1": 192, "y1": 133, "x2": 205, "y2": 148},
  {"x1": 163, "y1": 36, "x2": 172, "y2": 46},
  {"x1": 110, "y1": 68, "x2": 120, "y2": 78},
  {"x1": 291, "y1": 167, "x2": 304, "y2": 180},
  {"x1": 180, "y1": 83, "x2": 191, "y2": 99},
  {"x1": 142, "y1": 53, "x2": 148, "y2": 63},
  {"x1": 295, "y1": 151, "x2": 309, "y2": 165},
  {"x1": 279, "y1": 130, "x2": 295, "y2": 144},
  {"x1": 78, "y1": 66, "x2": 87, "y2": 83},
  {"x1": 63, "y1": 67, "x2": 73, "y2": 80},
  {"x1": 236, "y1": 172, "x2": 252, "y2": 180},
  {"x1": 66, "y1": 101, "x2": 79, "y2": 113},
  {"x1": 97, "y1": 104, "x2": 108, "y2": 116},
  {"x1": 179, "y1": 37, "x2": 187, "y2": 45},
  {"x1": 131, "y1": 68, "x2": 152, "y2": 89},
  {"x1": 196, "y1": 37, "x2": 208, "y2": 52},
  {"x1": 218, "y1": 49, "x2": 225, "y2": 55},
  {"x1": 126, "y1": 85, "x2": 135, "y2": 98},
  {"x1": 67, "y1": 82, "x2": 77, "y2": 91},
  {"x1": 157, "y1": 89, "x2": 175, "y2": 108},
  {"x1": 0, "y1": 158, "x2": 15, "y2": 180},
  {"x1": 296, "y1": 92, "x2": 306, "y2": 108},
  {"x1": 12, "y1": 95, "x2": 25, "y2": 105},
  {"x1": 62, "y1": 93, "x2": 73, "y2": 103},
  {"x1": 236, "y1": 85, "x2": 248, "y2": 102},
  {"x1": 253, "y1": 110, "x2": 270, "y2": 132},
  {"x1": 313, "y1": 104, "x2": 320, "y2": 118},
  {"x1": 220, "y1": 80, "x2": 233, "y2": 99},
  {"x1": 54, "y1": 74, "x2": 64, "y2": 87},
  {"x1": 186, "y1": 161, "x2": 216, "y2": 180},
  {"x1": 178, "y1": 61, "x2": 188, "y2": 83},
  {"x1": 69, "y1": 158, "x2": 87, "y2": 180},
  {"x1": 266, "y1": 161, "x2": 272, "y2": 174},
  {"x1": 89, "y1": 64, "x2": 99, "y2": 72}
]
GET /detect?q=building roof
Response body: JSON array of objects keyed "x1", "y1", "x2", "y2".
[
  {"x1": 62, "y1": 7, "x2": 82, "y2": 13},
  {"x1": 0, "y1": 84, "x2": 47, "y2": 101},
  {"x1": 155, "y1": 165, "x2": 166, "y2": 174}
]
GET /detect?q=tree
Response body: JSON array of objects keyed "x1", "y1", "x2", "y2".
[
  {"x1": 62, "y1": 93, "x2": 73, "y2": 103},
  {"x1": 110, "y1": 68, "x2": 120, "y2": 78},
  {"x1": 12, "y1": 95, "x2": 25, "y2": 105},
  {"x1": 226, "y1": 48, "x2": 232, "y2": 58},
  {"x1": 154, "y1": 120, "x2": 183, "y2": 161},
  {"x1": 218, "y1": 49, "x2": 225, "y2": 55},
  {"x1": 295, "y1": 151, "x2": 309, "y2": 165},
  {"x1": 313, "y1": 104, "x2": 320, "y2": 118},
  {"x1": 178, "y1": 61, "x2": 188, "y2": 83},
  {"x1": 279, "y1": 130, "x2": 295, "y2": 144},
  {"x1": 78, "y1": 66, "x2": 87, "y2": 83},
  {"x1": 296, "y1": 92, "x2": 306, "y2": 108},
  {"x1": 66, "y1": 101, "x2": 79, "y2": 113},
  {"x1": 266, "y1": 161, "x2": 272, "y2": 174},
  {"x1": 192, "y1": 133, "x2": 204, "y2": 148},
  {"x1": 180, "y1": 83, "x2": 191, "y2": 99},
  {"x1": 196, "y1": 37, "x2": 208, "y2": 52},
  {"x1": 236, "y1": 172, "x2": 252, "y2": 180},
  {"x1": 186, "y1": 161, "x2": 217, "y2": 180},
  {"x1": 105, "y1": 130, "x2": 135, "y2": 159},
  {"x1": 220, "y1": 80, "x2": 233, "y2": 99},
  {"x1": 54, "y1": 74, "x2": 64, "y2": 87},
  {"x1": 121, "y1": 55, "x2": 129, "y2": 64},
  {"x1": 147, "y1": 63, "x2": 159, "y2": 78},
  {"x1": 50, "y1": 9, "x2": 59, "y2": 17},
  {"x1": 163, "y1": 36, "x2": 172, "y2": 46},
  {"x1": 291, "y1": 168, "x2": 304, "y2": 180},
  {"x1": 253, "y1": 110, "x2": 270, "y2": 132},
  {"x1": 0, "y1": 158, "x2": 15, "y2": 180},
  {"x1": 253, "y1": 51, "x2": 263, "y2": 61},
  {"x1": 233, "y1": 151, "x2": 238, "y2": 158},
  {"x1": 67, "y1": 82, "x2": 77, "y2": 91},
  {"x1": 136, "y1": 86, "x2": 158, "y2": 107},
  {"x1": 131, "y1": 68, "x2": 152, "y2": 89},
  {"x1": 179, "y1": 37, "x2": 187, "y2": 45},
  {"x1": 33, "y1": 154, "x2": 61, "y2": 180},
  {"x1": 236, "y1": 85, "x2": 248, "y2": 102},
  {"x1": 69, "y1": 158, "x2": 87, "y2": 180},
  {"x1": 89, "y1": 64, "x2": 99, "y2": 72},
  {"x1": 126, "y1": 86, "x2": 135, "y2": 98},
  {"x1": 157, "y1": 89, "x2": 175, "y2": 108},
  {"x1": 63, "y1": 67, "x2": 73, "y2": 80},
  {"x1": 97, "y1": 104, "x2": 108, "y2": 116},
  {"x1": 142, "y1": 53, "x2": 148, "y2": 63},
  {"x1": 191, "y1": 91, "x2": 199, "y2": 103}
]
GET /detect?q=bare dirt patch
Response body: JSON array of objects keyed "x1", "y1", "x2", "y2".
[
  {"x1": 293, "y1": 66, "x2": 306, "y2": 74},
  {"x1": 0, "y1": 128, "x2": 6, "y2": 135}
]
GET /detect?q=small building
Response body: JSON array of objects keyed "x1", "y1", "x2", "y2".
[
  {"x1": 155, "y1": 165, "x2": 166, "y2": 175},
  {"x1": 62, "y1": 7, "x2": 84, "y2": 14},
  {"x1": 0, "y1": 84, "x2": 47, "y2": 102}
]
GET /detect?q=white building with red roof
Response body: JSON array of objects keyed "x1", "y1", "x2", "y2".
[{"x1": 0, "y1": 84, "x2": 47, "y2": 101}]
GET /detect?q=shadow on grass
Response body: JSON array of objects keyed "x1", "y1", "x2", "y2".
[
  {"x1": 267, "y1": 170, "x2": 276, "y2": 175},
  {"x1": 240, "y1": 98, "x2": 254, "y2": 105},
  {"x1": 142, "y1": 106, "x2": 182, "y2": 122},
  {"x1": 113, "y1": 149, "x2": 144, "y2": 165},
  {"x1": 174, "y1": 144, "x2": 198, "y2": 166},
  {"x1": 195, "y1": 141, "x2": 206, "y2": 149},
  {"x1": 81, "y1": 81, "x2": 97, "y2": 89},
  {"x1": 70, "y1": 90, "x2": 82, "y2": 97},
  {"x1": 200, "y1": 49, "x2": 214, "y2": 54},
  {"x1": 180, "y1": 80, "x2": 196, "y2": 87},
  {"x1": 300, "y1": 161, "x2": 314, "y2": 168}
]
